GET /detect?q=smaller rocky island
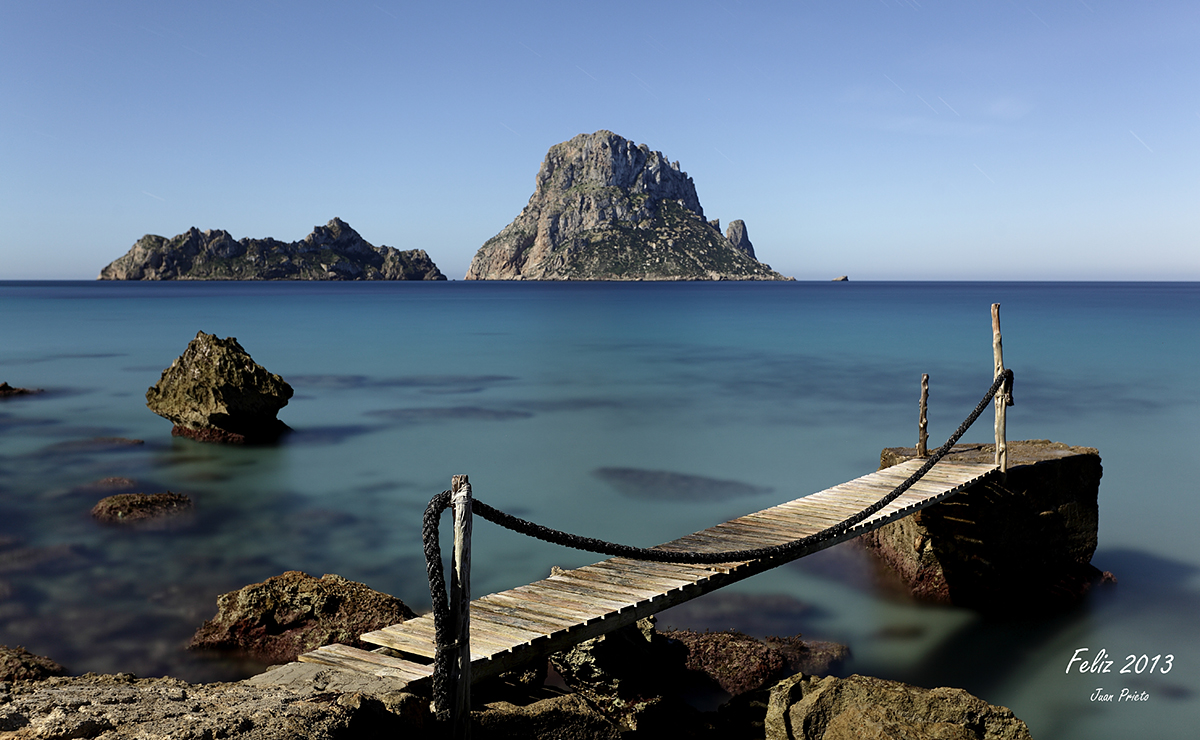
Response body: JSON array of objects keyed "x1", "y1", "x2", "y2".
[
  {"x1": 98, "y1": 218, "x2": 446, "y2": 281},
  {"x1": 467, "y1": 130, "x2": 793, "y2": 281}
]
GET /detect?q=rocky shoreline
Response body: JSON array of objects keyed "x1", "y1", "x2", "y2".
[
  {"x1": 1, "y1": 624, "x2": 1031, "y2": 739},
  {"x1": 0, "y1": 565, "x2": 1035, "y2": 739}
]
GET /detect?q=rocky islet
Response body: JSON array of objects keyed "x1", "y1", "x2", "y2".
[
  {"x1": 98, "y1": 217, "x2": 446, "y2": 281},
  {"x1": 466, "y1": 130, "x2": 793, "y2": 281}
]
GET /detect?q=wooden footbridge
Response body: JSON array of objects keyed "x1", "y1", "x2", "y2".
[
  {"x1": 298, "y1": 458, "x2": 997, "y2": 689},
  {"x1": 273, "y1": 304, "x2": 1014, "y2": 737}
]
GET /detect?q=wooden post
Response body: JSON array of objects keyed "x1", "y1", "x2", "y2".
[
  {"x1": 450, "y1": 474, "x2": 473, "y2": 740},
  {"x1": 991, "y1": 304, "x2": 1007, "y2": 475},
  {"x1": 917, "y1": 373, "x2": 929, "y2": 457}
]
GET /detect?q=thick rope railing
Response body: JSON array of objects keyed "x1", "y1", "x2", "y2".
[{"x1": 423, "y1": 369, "x2": 1013, "y2": 719}]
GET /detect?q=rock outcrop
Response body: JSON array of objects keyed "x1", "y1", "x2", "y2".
[
  {"x1": 861, "y1": 440, "x2": 1108, "y2": 614},
  {"x1": 0, "y1": 645, "x2": 65, "y2": 682},
  {"x1": 98, "y1": 218, "x2": 446, "y2": 281},
  {"x1": 146, "y1": 331, "x2": 293, "y2": 444},
  {"x1": 466, "y1": 130, "x2": 792, "y2": 281},
  {"x1": 90, "y1": 492, "x2": 194, "y2": 525},
  {"x1": 764, "y1": 674, "x2": 1032, "y2": 740},
  {"x1": 188, "y1": 571, "x2": 417, "y2": 665},
  {"x1": 547, "y1": 617, "x2": 849, "y2": 735}
]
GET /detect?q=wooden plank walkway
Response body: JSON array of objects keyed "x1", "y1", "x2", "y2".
[{"x1": 296, "y1": 459, "x2": 998, "y2": 690}]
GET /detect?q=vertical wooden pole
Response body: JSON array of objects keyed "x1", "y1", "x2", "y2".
[
  {"x1": 450, "y1": 474, "x2": 473, "y2": 740},
  {"x1": 991, "y1": 304, "x2": 1007, "y2": 475},
  {"x1": 917, "y1": 373, "x2": 929, "y2": 457}
]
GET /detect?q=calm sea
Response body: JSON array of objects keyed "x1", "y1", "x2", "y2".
[{"x1": 1, "y1": 280, "x2": 1197, "y2": 738}]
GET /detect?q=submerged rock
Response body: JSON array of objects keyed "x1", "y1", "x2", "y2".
[
  {"x1": 0, "y1": 382, "x2": 43, "y2": 398},
  {"x1": 593, "y1": 467, "x2": 772, "y2": 501},
  {"x1": 98, "y1": 217, "x2": 447, "y2": 281},
  {"x1": 90, "y1": 492, "x2": 193, "y2": 525},
  {"x1": 188, "y1": 571, "x2": 417, "y2": 665},
  {"x1": 466, "y1": 130, "x2": 792, "y2": 281},
  {"x1": 146, "y1": 331, "x2": 293, "y2": 444},
  {"x1": 862, "y1": 440, "x2": 1109, "y2": 614},
  {"x1": 0, "y1": 645, "x2": 66, "y2": 681},
  {"x1": 764, "y1": 674, "x2": 1032, "y2": 740}
]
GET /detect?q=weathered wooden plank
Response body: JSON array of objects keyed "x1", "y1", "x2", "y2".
[
  {"x1": 471, "y1": 599, "x2": 579, "y2": 631},
  {"x1": 484, "y1": 590, "x2": 605, "y2": 623},
  {"x1": 604, "y1": 557, "x2": 724, "y2": 581},
  {"x1": 475, "y1": 594, "x2": 582, "y2": 626},
  {"x1": 575, "y1": 561, "x2": 701, "y2": 590},
  {"x1": 714, "y1": 518, "x2": 812, "y2": 542},
  {"x1": 508, "y1": 584, "x2": 618, "y2": 617},
  {"x1": 532, "y1": 579, "x2": 642, "y2": 610},
  {"x1": 298, "y1": 644, "x2": 435, "y2": 684},
  {"x1": 551, "y1": 570, "x2": 675, "y2": 602}
]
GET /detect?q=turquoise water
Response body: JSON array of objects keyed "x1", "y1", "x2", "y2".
[{"x1": 1, "y1": 280, "x2": 1197, "y2": 738}]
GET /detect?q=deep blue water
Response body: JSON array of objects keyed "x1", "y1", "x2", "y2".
[{"x1": 1, "y1": 280, "x2": 1197, "y2": 738}]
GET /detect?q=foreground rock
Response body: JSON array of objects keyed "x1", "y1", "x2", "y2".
[
  {"x1": 189, "y1": 571, "x2": 417, "y2": 664},
  {"x1": 548, "y1": 617, "x2": 849, "y2": 735},
  {"x1": 466, "y1": 130, "x2": 792, "y2": 281},
  {"x1": 98, "y1": 217, "x2": 446, "y2": 281},
  {"x1": 90, "y1": 492, "x2": 193, "y2": 525},
  {"x1": 146, "y1": 331, "x2": 293, "y2": 444},
  {"x1": 0, "y1": 672, "x2": 425, "y2": 739},
  {"x1": 661, "y1": 630, "x2": 849, "y2": 696},
  {"x1": 0, "y1": 645, "x2": 65, "y2": 682},
  {"x1": 765, "y1": 674, "x2": 1032, "y2": 740},
  {"x1": 862, "y1": 440, "x2": 1110, "y2": 614}
]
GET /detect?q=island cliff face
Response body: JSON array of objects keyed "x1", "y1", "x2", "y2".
[
  {"x1": 466, "y1": 130, "x2": 791, "y2": 281},
  {"x1": 98, "y1": 218, "x2": 446, "y2": 281}
]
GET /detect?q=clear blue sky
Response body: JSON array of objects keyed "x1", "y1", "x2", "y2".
[{"x1": 2, "y1": 1, "x2": 1196, "y2": 280}]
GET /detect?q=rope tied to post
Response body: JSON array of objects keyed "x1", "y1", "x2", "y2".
[{"x1": 422, "y1": 369, "x2": 1013, "y2": 716}]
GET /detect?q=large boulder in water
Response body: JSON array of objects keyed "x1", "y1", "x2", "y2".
[
  {"x1": 188, "y1": 571, "x2": 418, "y2": 665},
  {"x1": 146, "y1": 331, "x2": 293, "y2": 444},
  {"x1": 861, "y1": 440, "x2": 1108, "y2": 614}
]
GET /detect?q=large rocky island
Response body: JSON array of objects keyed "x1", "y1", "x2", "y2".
[
  {"x1": 466, "y1": 130, "x2": 792, "y2": 281},
  {"x1": 98, "y1": 218, "x2": 446, "y2": 281}
]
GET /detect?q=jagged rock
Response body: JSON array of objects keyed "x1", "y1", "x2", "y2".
[
  {"x1": 466, "y1": 130, "x2": 792, "y2": 281},
  {"x1": 861, "y1": 440, "x2": 1109, "y2": 614},
  {"x1": 474, "y1": 693, "x2": 622, "y2": 740},
  {"x1": 146, "y1": 331, "x2": 293, "y2": 444},
  {"x1": 764, "y1": 674, "x2": 1032, "y2": 740},
  {"x1": 90, "y1": 492, "x2": 193, "y2": 525},
  {"x1": 661, "y1": 630, "x2": 849, "y2": 696},
  {"x1": 98, "y1": 217, "x2": 447, "y2": 281},
  {"x1": 548, "y1": 617, "x2": 709, "y2": 733},
  {"x1": 0, "y1": 645, "x2": 65, "y2": 681},
  {"x1": 832, "y1": 275, "x2": 848, "y2": 281},
  {"x1": 188, "y1": 571, "x2": 417, "y2": 665},
  {"x1": 725, "y1": 220, "x2": 755, "y2": 258}
]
